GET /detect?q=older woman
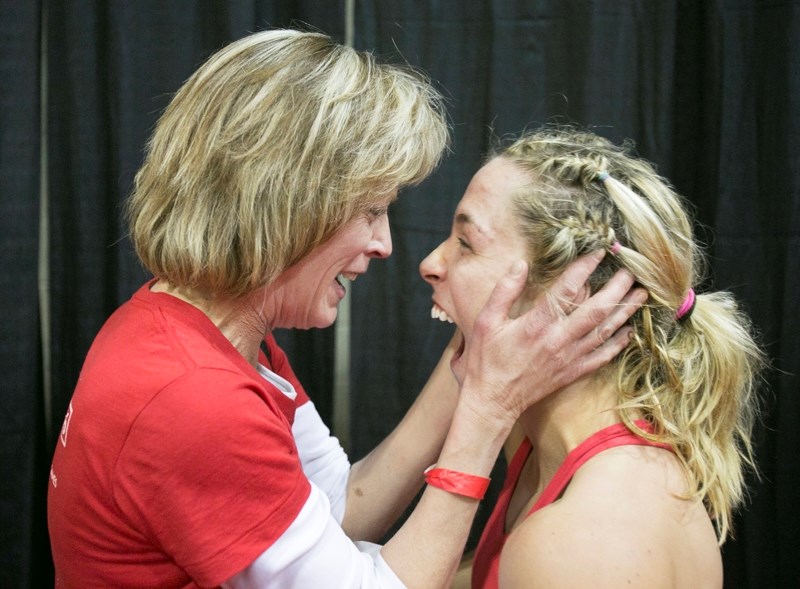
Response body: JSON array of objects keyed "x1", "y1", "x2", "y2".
[
  {"x1": 47, "y1": 32, "x2": 641, "y2": 589},
  {"x1": 422, "y1": 128, "x2": 765, "y2": 589}
]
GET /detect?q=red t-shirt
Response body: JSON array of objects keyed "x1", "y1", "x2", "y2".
[{"x1": 48, "y1": 282, "x2": 311, "y2": 588}]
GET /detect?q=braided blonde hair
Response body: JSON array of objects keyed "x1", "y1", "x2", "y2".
[{"x1": 497, "y1": 127, "x2": 765, "y2": 543}]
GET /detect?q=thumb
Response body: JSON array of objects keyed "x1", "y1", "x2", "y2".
[{"x1": 477, "y1": 260, "x2": 529, "y2": 325}]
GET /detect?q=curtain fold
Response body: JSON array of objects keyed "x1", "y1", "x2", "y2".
[{"x1": 0, "y1": 2, "x2": 44, "y2": 586}]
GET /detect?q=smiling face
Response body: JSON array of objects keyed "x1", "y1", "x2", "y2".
[
  {"x1": 268, "y1": 194, "x2": 395, "y2": 329},
  {"x1": 420, "y1": 157, "x2": 533, "y2": 341}
]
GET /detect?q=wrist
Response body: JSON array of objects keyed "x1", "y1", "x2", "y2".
[
  {"x1": 457, "y1": 380, "x2": 521, "y2": 436},
  {"x1": 424, "y1": 464, "x2": 491, "y2": 500},
  {"x1": 433, "y1": 397, "x2": 513, "y2": 481}
]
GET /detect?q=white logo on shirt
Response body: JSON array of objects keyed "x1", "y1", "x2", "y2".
[{"x1": 60, "y1": 401, "x2": 73, "y2": 448}]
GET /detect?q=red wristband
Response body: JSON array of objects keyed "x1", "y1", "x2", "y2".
[{"x1": 423, "y1": 464, "x2": 491, "y2": 500}]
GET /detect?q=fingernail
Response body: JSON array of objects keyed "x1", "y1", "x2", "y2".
[{"x1": 510, "y1": 260, "x2": 526, "y2": 276}]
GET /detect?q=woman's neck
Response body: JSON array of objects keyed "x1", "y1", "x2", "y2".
[
  {"x1": 150, "y1": 280, "x2": 271, "y2": 368},
  {"x1": 517, "y1": 373, "x2": 620, "y2": 492}
]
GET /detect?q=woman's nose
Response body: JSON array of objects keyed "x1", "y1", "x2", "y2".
[
  {"x1": 419, "y1": 242, "x2": 446, "y2": 284},
  {"x1": 367, "y1": 213, "x2": 392, "y2": 258}
]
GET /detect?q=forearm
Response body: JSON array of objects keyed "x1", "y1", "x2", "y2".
[
  {"x1": 380, "y1": 397, "x2": 512, "y2": 589},
  {"x1": 341, "y1": 340, "x2": 460, "y2": 540},
  {"x1": 450, "y1": 550, "x2": 474, "y2": 589}
]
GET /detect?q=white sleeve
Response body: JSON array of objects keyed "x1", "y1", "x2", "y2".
[
  {"x1": 292, "y1": 400, "x2": 351, "y2": 523},
  {"x1": 221, "y1": 484, "x2": 405, "y2": 589}
]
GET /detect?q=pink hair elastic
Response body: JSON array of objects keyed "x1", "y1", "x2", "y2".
[
  {"x1": 609, "y1": 241, "x2": 622, "y2": 255},
  {"x1": 675, "y1": 288, "x2": 696, "y2": 321}
]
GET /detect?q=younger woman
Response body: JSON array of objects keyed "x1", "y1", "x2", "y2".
[{"x1": 421, "y1": 128, "x2": 765, "y2": 589}]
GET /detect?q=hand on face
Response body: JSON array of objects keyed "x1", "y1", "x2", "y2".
[
  {"x1": 457, "y1": 251, "x2": 647, "y2": 422},
  {"x1": 421, "y1": 157, "x2": 535, "y2": 381}
]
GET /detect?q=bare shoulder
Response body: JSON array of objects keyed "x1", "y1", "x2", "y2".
[
  {"x1": 498, "y1": 446, "x2": 722, "y2": 589},
  {"x1": 499, "y1": 499, "x2": 663, "y2": 589}
]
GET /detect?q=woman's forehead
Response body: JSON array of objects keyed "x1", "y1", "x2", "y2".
[{"x1": 455, "y1": 161, "x2": 529, "y2": 232}]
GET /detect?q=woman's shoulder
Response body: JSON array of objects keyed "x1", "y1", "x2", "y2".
[
  {"x1": 499, "y1": 446, "x2": 721, "y2": 588},
  {"x1": 500, "y1": 488, "x2": 664, "y2": 588}
]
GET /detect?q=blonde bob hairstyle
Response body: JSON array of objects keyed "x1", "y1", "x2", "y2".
[
  {"x1": 496, "y1": 127, "x2": 765, "y2": 543},
  {"x1": 127, "y1": 29, "x2": 448, "y2": 298}
]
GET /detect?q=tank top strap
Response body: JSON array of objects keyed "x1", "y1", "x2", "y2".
[{"x1": 528, "y1": 420, "x2": 669, "y2": 515}]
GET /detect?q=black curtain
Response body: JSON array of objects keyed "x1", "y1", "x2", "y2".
[
  {"x1": 1, "y1": 0, "x2": 797, "y2": 587},
  {"x1": 350, "y1": 2, "x2": 800, "y2": 588},
  {"x1": 0, "y1": 2, "x2": 44, "y2": 587}
]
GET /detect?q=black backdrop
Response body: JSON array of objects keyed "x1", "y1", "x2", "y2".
[{"x1": 1, "y1": 1, "x2": 797, "y2": 587}]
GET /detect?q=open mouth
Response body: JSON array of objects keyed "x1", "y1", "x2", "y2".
[
  {"x1": 430, "y1": 303, "x2": 465, "y2": 370},
  {"x1": 335, "y1": 272, "x2": 359, "y2": 291},
  {"x1": 430, "y1": 302, "x2": 454, "y2": 323},
  {"x1": 454, "y1": 330, "x2": 465, "y2": 358}
]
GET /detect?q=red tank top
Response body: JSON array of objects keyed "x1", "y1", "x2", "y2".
[{"x1": 471, "y1": 421, "x2": 670, "y2": 589}]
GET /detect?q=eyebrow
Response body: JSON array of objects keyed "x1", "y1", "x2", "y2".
[
  {"x1": 455, "y1": 212, "x2": 489, "y2": 241},
  {"x1": 455, "y1": 212, "x2": 473, "y2": 227}
]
